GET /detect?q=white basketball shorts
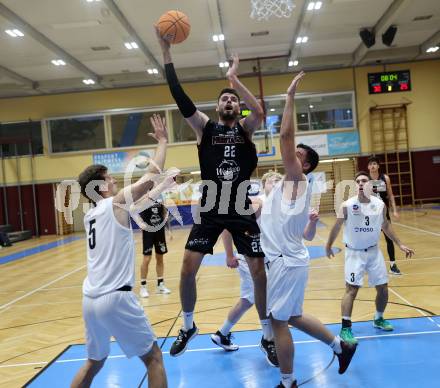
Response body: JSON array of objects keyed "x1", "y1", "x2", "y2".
[
  {"x1": 83, "y1": 291, "x2": 156, "y2": 360},
  {"x1": 345, "y1": 245, "x2": 388, "y2": 287},
  {"x1": 267, "y1": 257, "x2": 309, "y2": 321}
]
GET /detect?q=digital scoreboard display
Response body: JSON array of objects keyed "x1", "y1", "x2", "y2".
[{"x1": 368, "y1": 70, "x2": 411, "y2": 94}]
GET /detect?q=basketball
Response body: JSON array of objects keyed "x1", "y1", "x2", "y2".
[{"x1": 156, "y1": 10, "x2": 190, "y2": 44}]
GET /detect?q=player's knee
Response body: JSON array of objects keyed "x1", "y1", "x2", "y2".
[
  {"x1": 142, "y1": 343, "x2": 164, "y2": 368},
  {"x1": 346, "y1": 284, "x2": 359, "y2": 297}
]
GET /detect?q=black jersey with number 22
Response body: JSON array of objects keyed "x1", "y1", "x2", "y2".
[{"x1": 197, "y1": 120, "x2": 258, "y2": 215}]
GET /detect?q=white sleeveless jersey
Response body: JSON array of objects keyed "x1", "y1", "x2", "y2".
[
  {"x1": 260, "y1": 175, "x2": 312, "y2": 267},
  {"x1": 343, "y1": 195, "x2": 384, "y2": 250},
  {"x1": 82, "y1": 197, "x2": 135, "y2": 298}
]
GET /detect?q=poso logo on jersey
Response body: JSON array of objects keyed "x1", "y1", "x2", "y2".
[
  {"x1": 354, "y1": 227, "x2": 374, "y2": 232},
  {"x1": 150, "y1": 214, "x2": 162, "y2": 225},
  {"x1": 216, "y1": 159, "x2": 240, "y2": 182}
]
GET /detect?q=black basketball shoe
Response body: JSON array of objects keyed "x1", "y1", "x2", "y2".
[
  {"x1": 210, "y1": 331, "x2": 239, "y2": 351},
  {"x1": 260, "y1": 336, "x2": 279, "y2": 367},
  {"x1": 169, "y1": 323, "x2": 199, "y2": 357},
  {"x1": 336, "y1": 340, "x2": 357, "y2": 374}
]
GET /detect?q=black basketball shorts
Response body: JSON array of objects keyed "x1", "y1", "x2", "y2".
[
  {"x1": 142, "y1": 228, "x2": 168, "y2": 255},
  {"x1": 185, "y1": 213, "x2": 264, "y2": 258}
]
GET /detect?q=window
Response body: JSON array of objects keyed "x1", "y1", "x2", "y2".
[
  {"x1": 295, "y1": 93, "x2": 354, "y2": 131},
  {"x1": 0, "y1": 121, "x2": 43, "y2": 156},
  {"x1": 110, "y1": 112, "x2": 161, "y2": 148},
  {"x1": 171, "y1": 107, "x2": 218, "y2": 142},
  {"x1": 49, "y1": 116, "x2": 105, "y2": 153}
]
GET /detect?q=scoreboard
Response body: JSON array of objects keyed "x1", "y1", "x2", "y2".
[{"x1": 368, "y1": 70, "x2": 411, "y2": 94}]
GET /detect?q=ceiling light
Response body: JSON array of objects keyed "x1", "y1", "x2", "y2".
[
  {"x1": 51, "y1": 59, "x2": 66, "y2": 66},
  {"x1": 320, "y1": 158, "x2": 350, "y2": 164},
  {"x1": 270, "y1": 108, "x2": 275, "y2": 112},
  {"x1": 307, "y1": 2, "x2": 315, "y2": 10},
  {"x1": 426, "y1": 46, "x2": 439, "y2": 53},
  {"x1": 288, "y1": 60, "x2": 299, "y2": 67},
  {"x1": 309, "y1": 104, "x2": 314, "y2": 109},
  {"x1": 296, "y1": 37, "x2": 302, "y2": 44},
  {"x1": 124, "y1": 42, "x2": 138, "y2": 50},
  {"x1": 5, "y1": 29, "x2": 24, "y2": 37},
  {"x1": 82, "y1": 79, "x2": 95, "y2": 85},
  {"x1": 212, "y1": 34, "x2": 225, "y2": 42},
  {"x1": 152, "y1": 68, "x2": 158, "y2": 74},
  {"x1": 315, "y1": 1, "x2": 322, "y2": 10},
  {"x1": 296, "y1": 36, "x2": 308, "y2": 44},
  {"x1": 219, "y1": 61, "x2": 229, "y2": 68},
  {"x1": 147, "y1": 68, "x2": 158, "y2": 75},
  {"x1": 86, "y1": 0, "x2": 101, "y2": 2},
  {"x1": 302, "y1": 36, "x2": 308, "y2": 43}
]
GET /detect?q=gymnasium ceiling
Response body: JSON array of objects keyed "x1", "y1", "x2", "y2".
[{"x1": 0, "y1": 0, "x2": 439, "y2": 98}]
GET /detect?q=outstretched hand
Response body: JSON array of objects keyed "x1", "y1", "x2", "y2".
[
  {"x1": 154, "y1": 25, "x2": 170, "y2": 52},
  {"x1": 326, "y1": 245, "x2": 335, "y2": 259},
  {"x1": 226, "y1": 53, "x2": 239, "y2": 79},
  {"x1": 149, "y1": 114, "x2": 168, "y2": 143},
  {"x1": 287, "y1": 70, "x2": 305, "y2": 96}
]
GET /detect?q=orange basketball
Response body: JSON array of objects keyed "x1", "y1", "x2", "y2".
[{"x1": 157, "y1": 10, "x2": 190, "y2": 44}]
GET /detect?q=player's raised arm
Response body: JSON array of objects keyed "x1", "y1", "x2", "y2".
[
  {"x1": 280, "y1": 71, "x2": 306, "y2": 181},
  {"x1": 155, "y1": 26, "x2": 208, "y2": 143},
  {"x1": 113, "y1": 114, "x2": 171, "y2": 206},
  {"x1": 227, "y1": 54, "x2": 264, "y2": 137}
]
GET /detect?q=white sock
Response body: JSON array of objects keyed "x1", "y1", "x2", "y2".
[
  {"x1": 182, "y1": 311, "x2": 194, "y2": 331},
  {"x1": 342, "y1": 316, "x2": 351, "y2": 321},
  {"x1": 281, "y1": 373, "x2": 295, "y2": 388},
  {"x1": 261, "y1": 319, "x2": 274, "y2": 341},
  {"x1": 375, "y1": 311, "x2": 384, "y2": 320},
  {"x1": 330, "y1": 336, "x2": 342, "y2": 354},
  {"x1": 220, "y1": 319, "x2": 234, "y2": 336}
]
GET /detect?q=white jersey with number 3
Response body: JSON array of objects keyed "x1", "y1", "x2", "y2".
[
  {"x1": 83, "y1": 197, "x2": 135, "y2": 298},
  {"x1": 343, "y1": 196, "x2": 384, "y2": 250}
]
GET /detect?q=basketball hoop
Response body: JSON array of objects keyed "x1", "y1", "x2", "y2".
[{"x1": 250, "y1": 0, "x2": 295, "y2": 21}]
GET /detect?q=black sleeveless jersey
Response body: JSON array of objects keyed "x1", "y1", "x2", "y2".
[
  {"x1": 372, "y1": 173, "x2": 389, "y2": 206},
  {"x1": 139, "y1": 203, "x2": 165, "y2": 229},
  {"x1": 197, "y1": 120, "x2": 258, "y2": 215}
]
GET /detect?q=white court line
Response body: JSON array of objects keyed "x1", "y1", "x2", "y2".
[
  {"x1": 393, "y1": 222, "x2": 440, "y2": 237},
  {"x1": 2, "y1": 329, "x2": 440, "y2": 369},
  {"x1": 389, "y1": 287, "x2": 440, "y2": 329},
  {"x1": 0, "y1": 265, "x2": 86, "y2": 311}
]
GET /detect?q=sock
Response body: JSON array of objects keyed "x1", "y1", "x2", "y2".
[
  {"x1": 281, "y1": 373, "x2": 295, "y2": 388},
  {"x1": 375, "y1": 311, "x2": 384, "y2": 320},
  {"x1": 182, "y1": 311, "x2": 194, "y2": 331},
  {"x1": 261, "y1": 319, "x2": 274, "y2": 341},
  {"x1": 140, "y1": 279, "x2": 147, "y2": 286},
  {"x1": 342, "y1": 317, "x2": 352, "y2": 328},
  {"x1": 220, "y1": 319, "x2": 234, "y2": 336},
  {"x1": 157, "y1": 278, "x2": 164, "y2": 286},
  {"x1": 330, "y1": 336, "x2": 342, "y2": 354}
]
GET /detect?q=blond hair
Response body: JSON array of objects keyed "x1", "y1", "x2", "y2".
[{"x1": 261, "y1": 171, "x2": 283, "y2": 187}]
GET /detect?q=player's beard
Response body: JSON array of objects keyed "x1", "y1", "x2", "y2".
[{"x1": 219, "y1": 109, "x2": 238, "y2": 121}]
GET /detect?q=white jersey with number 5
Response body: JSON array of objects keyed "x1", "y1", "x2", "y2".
[
  {"x1": 83, "y1": 197, "x2": 135, "y2": 298},
  {"x1": 343, "y1": 196, "x2": 384, "y2": 250}
]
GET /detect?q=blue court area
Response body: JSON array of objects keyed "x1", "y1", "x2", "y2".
[
  {"x1": 202, "y1": 245, "x2": 342, "y2": 266},
  {"x1": 25, "y1": 316, "x2": 440, "y2": 387},
  {"x1": 0, "y1": 236, "x2": 83, "y2": 265}
]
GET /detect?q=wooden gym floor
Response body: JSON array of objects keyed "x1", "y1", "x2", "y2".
[{"x1": 0, "y1": 207, "x2": 439, "y2": 387}]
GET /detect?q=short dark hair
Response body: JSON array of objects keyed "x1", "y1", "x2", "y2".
[
  {"x1": 355, "y1": 171, "x2": 370, "y2": 180},
  {"x1": 297, "y1": 143, "x2": 319, "y2": 173},
  {"x1": 78, "y1": 164, "x2": 107, "y2": 202},
  {"x1": 218, "y1": 88, "x2": 240, "y2": 102},
  {"x1": 367, "y1": 155, "x2": 380, "y2": 165}
]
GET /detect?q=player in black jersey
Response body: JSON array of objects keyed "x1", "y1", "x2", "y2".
[
  {"x1": 139, "y1": 200, "x2": 171, "y2": 298},
  {"x1": 368, "y1": 156, "x2": 401, "y2": 275},
  {"x1": 156, "y1": 27, "x2": 277, "y2": 364}
]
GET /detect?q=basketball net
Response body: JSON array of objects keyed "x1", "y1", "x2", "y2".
[{"x1": 250, "y1": 0, "x2": 295, "y2": 21}]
